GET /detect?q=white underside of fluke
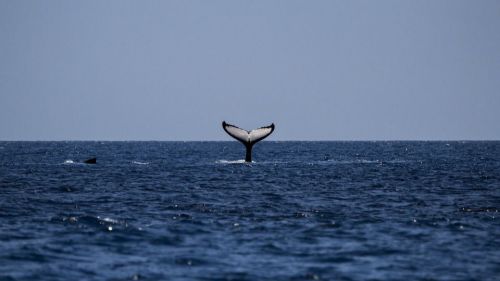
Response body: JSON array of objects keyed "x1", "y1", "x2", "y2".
[{"x1": 222, "y1": 122, "x2": 274, "y2": 144}]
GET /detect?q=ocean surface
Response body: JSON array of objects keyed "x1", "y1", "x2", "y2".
[{"x1": 0, "y1": 141, "x2": 499, "y2": 281}]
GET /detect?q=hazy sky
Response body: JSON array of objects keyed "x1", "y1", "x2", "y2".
[{"x1": 1, "y1": 1, "x2": 499, "y2": 140}]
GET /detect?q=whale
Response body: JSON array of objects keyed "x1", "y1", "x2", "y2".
[
  {"x1": 222, "y1": 121, "x2": 275, "y2": 162},
  {"x1": 84, "y1": 157, "x2": 97, "y2": 164}
]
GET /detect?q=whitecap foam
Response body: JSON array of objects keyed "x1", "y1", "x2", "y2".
[
  {"x1": 63, "y1": 160, "x2": 75, "y2": 164},
  {"x1": 216, "y1": 159, "x2": 251, "y2": 164},
  {"x1": 357, "y1": 159, "x2": 380, "y2": 164},
  {"x1": 132, "y1": 161, "x2": 149, "y2": 165},
  {"x1": 308, "y1": 159, "x2": 382, "y2": 165},
  {"x1": 98, "y1": 216, "x2": 119, "y2": 224}
]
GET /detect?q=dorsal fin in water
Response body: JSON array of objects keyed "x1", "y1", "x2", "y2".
[
  {"x1": 222, "y1": 121, "x2": 274, "y2": 162},
  {"x1": 84, "y1": 157, "x2": 97, "y2": 164}
]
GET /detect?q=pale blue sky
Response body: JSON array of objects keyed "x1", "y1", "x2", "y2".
[{"x1": 1, "y1": 1, "x2": 499, "y2": 140}]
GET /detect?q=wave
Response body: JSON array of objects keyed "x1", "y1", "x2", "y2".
[
  {"x1": 132, "y1": 161, "x2": 149, "y2": 165},
  {"x1": 216, "y1": 159, "x2": 250, "y2": 164},
  {"x1": 310, "y1": 159, "x2": 415, "y2": 165},
  {"x1": 56, "y1": 215, "x2": 143, "y2": 232}
]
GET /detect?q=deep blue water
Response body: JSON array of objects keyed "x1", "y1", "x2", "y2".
[{"x1": 0, "y1": 141, "x2": 499, "y2": 281}]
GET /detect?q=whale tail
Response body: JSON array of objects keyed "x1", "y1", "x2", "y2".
[{"x1": 222, "y1": 121, "x2": 275, "y2": 162}]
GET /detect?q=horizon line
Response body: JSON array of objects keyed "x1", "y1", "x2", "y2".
[{"x1": 1, "y1": 139, "x2": 499, "y2": 142}]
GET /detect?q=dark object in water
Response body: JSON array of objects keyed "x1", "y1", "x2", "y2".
[
  {"x1": 84, "y1": 157, "x2": 97, "y2": 164},
  {"x1": 222, "y1": 121, "x2": 275, "y2": 162}
]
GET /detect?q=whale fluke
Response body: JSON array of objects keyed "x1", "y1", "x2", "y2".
[
  {"x1": 222, "y1": 121, "x2": 274, "y2": 162},
  {"x1": 84, "y1": 157, "x2": 97, "y2": 164}
]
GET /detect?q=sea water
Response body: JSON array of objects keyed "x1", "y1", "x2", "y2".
[{"x1": 0, "y1": 141, "x2": 499, "y2": 280}]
